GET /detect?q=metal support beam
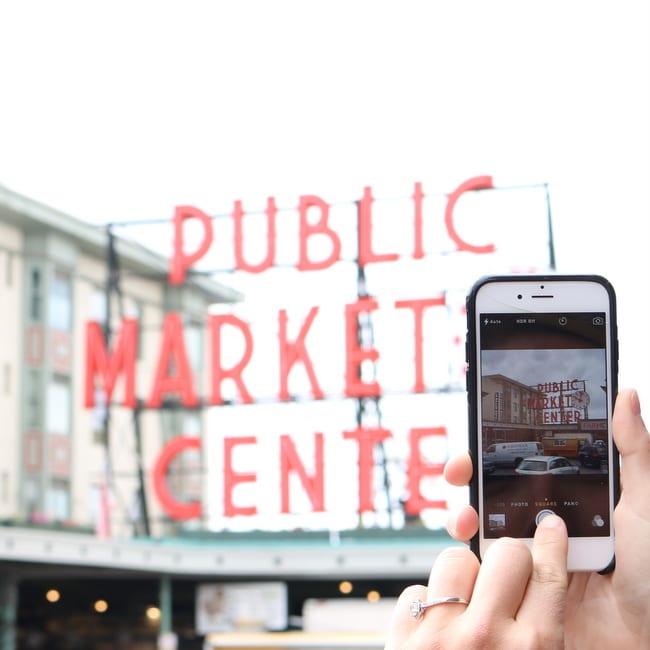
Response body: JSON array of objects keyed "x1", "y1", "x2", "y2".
[
  {"x1": 0, "y1": 573, "x2": 17, "y2": 650},
  {"x1": 159, "y1": 575, "x2": 173, "y2": 634}
]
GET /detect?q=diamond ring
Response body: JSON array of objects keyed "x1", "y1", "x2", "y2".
[{"x1": 410, "y1": 596, "x2": 469, "y2": 619}]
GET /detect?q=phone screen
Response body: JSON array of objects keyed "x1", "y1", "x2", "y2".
[{"x1": 478, "y1": 312, "x2": 611, "y2": 539}]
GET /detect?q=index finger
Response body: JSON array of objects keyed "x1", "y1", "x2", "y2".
[{"x1": 466, "y1": 537, "x2": 532, "y2": 619}]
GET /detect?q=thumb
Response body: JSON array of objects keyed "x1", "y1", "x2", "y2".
[{"x1": 613, "y1": 389, "x2": 650, "y2": 501}]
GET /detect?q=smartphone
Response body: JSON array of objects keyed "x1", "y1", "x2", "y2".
[{"x1": 466, "y1": 275, "x2": 619, "y2": 572}]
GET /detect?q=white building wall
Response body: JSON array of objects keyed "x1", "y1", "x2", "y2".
[
  {"x1": 0, "y1": 223, "x2": 23, "y2": 521},
  {"x1": 0, "y1": 205, "x2": 221, "y2": 539}
]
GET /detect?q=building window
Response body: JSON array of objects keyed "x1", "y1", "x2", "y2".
[
  {"x1": 494, "y1": 392, "x2": 503, "y2": 422},
  {"x1": 48, "y1": 269, "x2": 72, "y2": 330},
  {"x1": 46, "y1": 376, "x2": 71, "y2": 436},
  {"x1": 26, "y1": 369, "x2": 42, "y2": 430},
  {"x1": 46, "y1": 479, "x2": 70, "y2": 521},
  {"x1": 23, "y1": 476, "x2": 41, "y2": 519},
  {"x1": 183, "y1": 412, "x2": 201, "y2": 436},
  {"x1": 90, "y1": 286, "x2": 107, "y2": 325},
  {"x1": 30, "y1": 267, "x2": 42, "y2": 322},
  {"x1": 185, "y1": 321, "x2": 203, "y2": 375}
]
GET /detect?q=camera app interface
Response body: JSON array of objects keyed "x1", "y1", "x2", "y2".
[{"x1": 480, "y1": 313, "x2": 610, "y2": 538}]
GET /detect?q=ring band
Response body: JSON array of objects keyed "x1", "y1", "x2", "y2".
[{"x1": 410, "y1": 596, "x2": 469, "y2": 619}]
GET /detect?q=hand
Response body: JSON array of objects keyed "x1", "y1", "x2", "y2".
[
  {"x1": 384, "y1": 514, "x2": 568, "y2": 649},
  {"x1": 445, "y1": 388, "x2": 650, "y2": 648}
]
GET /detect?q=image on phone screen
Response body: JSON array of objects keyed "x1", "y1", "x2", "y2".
[{"x1": 479, "y1": 312, "x2": 611, "y2": 539}]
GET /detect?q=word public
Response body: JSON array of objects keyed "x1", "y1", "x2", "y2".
[{"x1": 169, "y1": 175, "x2": 495, "y2": 282}]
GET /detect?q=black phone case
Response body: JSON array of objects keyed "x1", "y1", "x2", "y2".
[{"x1": 465, "y1": 274, "x2": 619, "y2": 574}]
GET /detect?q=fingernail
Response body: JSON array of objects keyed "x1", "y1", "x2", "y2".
[{"x1": 630, "y1": 389, "x2": 641, "y2": 416}]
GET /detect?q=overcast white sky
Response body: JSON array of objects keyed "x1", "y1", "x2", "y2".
[{"x1": 1, "y1": 0, "x2": 648, "y2": 407}]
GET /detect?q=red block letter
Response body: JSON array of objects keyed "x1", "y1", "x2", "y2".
[
  {"x1": 152, "y1": 436, "x2": 202, "y2": 521},
  {"x1": 394, "y1": 297, "x2": 446, "y2": 393},
  {"x1": 343, "y1": 427, "x2": 392, "y2": 513},
  {"x1": 405, "y1": 427, "x2": 447, "y2": 515},
  {"x1": 208, "y1": 314, "x2": 254, "y2": 405},
  {"x1": 444, "y1": 176, "x2": 495, "y2": 254},
  {"x1": 169, "y1": 206, "x2": 214, "y2": 285},
  {"x1": 278, "y1": 307, "x2": 324, "y2": 401},
  {"x1": 297, "y1": 195, "x2": 342, "y2": 271},
  {"x1": 412, "y1": 182, "x2": 425, "y2": 260},
  {"x1": 147, "y1": 313, "x2": 199, "y2": 408},
  {"x1": 224, "y1": 436, "x2": 257, "y2": 517},
  {"x1": 280, "y1": 433, "x2": 325, "y2": 513},
  {"x1": 233, "y1": 198, "x2": 277, "y2": 273},
  {"x1": 84, "y1": 318, "x2": 137, "y2": 408},
  {"x1": 345, "y1": 298, "x2": 381, "y2": 398},
  {"x1": 357, "y1": 187, "x2": 399, "y2": 267}
]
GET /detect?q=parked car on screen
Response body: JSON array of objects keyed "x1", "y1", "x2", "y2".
[
  {"x1": 578, "y1": 444, "x2": 607, "y2": 468},
  {"x1": 483, "y1": 441, "x2": 544, "y2": 468},
  {"x1": 515, "y1": 456, "x2": 581, "y2": 476}
]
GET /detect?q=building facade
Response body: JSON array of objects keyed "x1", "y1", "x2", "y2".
[
  {"x1": 481, "y1": 374, "x2": 540, "y2": 426},
  {"x1": 0, "y1": 186, "x2": 239, "y2": 538}
]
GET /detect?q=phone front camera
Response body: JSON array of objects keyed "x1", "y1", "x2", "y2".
[
  {"x1": 540, "y1": 285, "x2": 545, "y2": 289},
  {"x1": 517, "y1": 294, "x2": 522, "y2": 300}
]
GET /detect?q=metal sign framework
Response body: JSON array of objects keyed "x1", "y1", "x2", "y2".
[{"x1": 101, "y1": 182, "x2": 555, "y2": 537}]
